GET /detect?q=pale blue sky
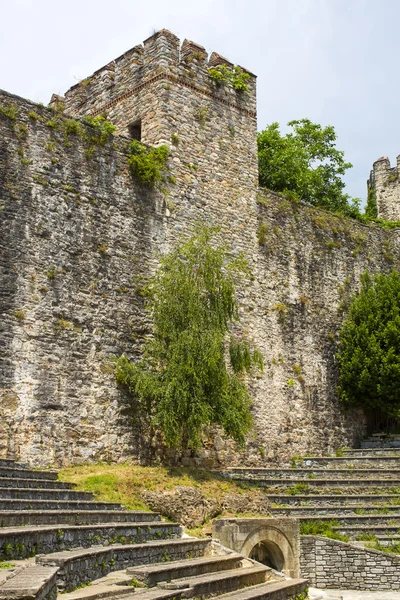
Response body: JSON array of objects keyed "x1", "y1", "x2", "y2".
[{"x1": 1, "y1": 0, "x2": 399, "y2": 203}]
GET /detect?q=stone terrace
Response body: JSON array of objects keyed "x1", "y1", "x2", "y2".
[
  {"x1": 221, "y1": 438, "x2": 400, "y2": 590},
  {"x1": 0, "y1": 460, "x2": 307, "y2": 600},
  {"x1": 224, "y1": 440, "x2": 400, "y2": 547}
]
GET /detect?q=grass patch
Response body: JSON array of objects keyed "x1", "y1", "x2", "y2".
[
  {"x1": 300, "y1": 519, "x2": 349, "y2": 542},
  {"x1": 0, "y1": 562, "x2": 14, "y2": 569},
  {"x1": 364, "y1": 540, "x2": 400, "y2": 555},
  {"x1": 355, "y1": 532, "x2": 378, "y2": 542},
  {"x1": 0, "y1": 103, "x2": 17, "y2": 120},
  {"x1": 58, "y1": 463, "x2": 267, "y2": 512}
]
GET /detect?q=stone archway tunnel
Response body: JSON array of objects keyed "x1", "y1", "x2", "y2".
[{"x1": 212, "y1": 517, "x2": 300, "y2": 578}]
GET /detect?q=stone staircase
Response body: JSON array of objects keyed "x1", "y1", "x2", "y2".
[
  {"x1": 0, "y1": 459, "x2": 307, "y2": 600},
  {"x1": 224, "y1": 439, "x2": 400, "y2": 549}
]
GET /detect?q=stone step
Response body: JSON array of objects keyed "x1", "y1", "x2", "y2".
[
  {"x1": 0, "y1": 459, "x2": 29, "y2": 469},
  {"x1": 0, "y1": 476, "x2": 73, "y2": 489},
  {"x1": 0, "y1": 487, "x2": 94, "y2": 501},
  {"x1": 37, "y1": 538, "x2": 211, "y2": 592},
  {"x1": 159, "y1": 565, "x2": 269, "y2": 597},
  {"x1": 298, "y1": 514, "x2": 400, "y2": 526},
  {"x1": 126, "y1": 553, "x2": 244, "y2": 586},
  {"x1": 0, "y1": 466, "x2": 59, "y2": 480},
  {"x1": 361, "y1": 437, "x2": 400, "y2": 449},
  {"x1": 231, "y1": 477, "x2": 400, "y2": 488},
  {"x1": 372, "y1": 534, "x2": 400, "y2": 545},
  {"x1": 0, "y1": 510, "x2": 159, "y2": 527},
  {"x1": 267, "y1": 494, "x2": 400, "y2": 506},
  {"x1": 293, "y1": 456, "x2": 400, "y2": 468},
  {"x1": 343, "y1": 448, "x2": 400, "y2": 456},
  {"x1": 0, "y1": 564, "x2": 58, "y2": 599},
  {"x1": 112, "y1": 590, "x2": 189, "y2": 600},
  {"x1": 214, "y1": 578, "x2": 309, "y2": 599},
  {"x1": 0, "y1": 521, "x2": 181, "y2": 560},
  {"x1": 270, "y1": 504, "x2": 400, "y2": 516},
  {"x1": 0, "y1": 498, "x2": 123, "y2": 511},
  {"x1": 225, "y1": 468, "x2": 400, "y2": 479},
  {"x1": 333, "y1": 524, "x2": 400, "y2": 538}
]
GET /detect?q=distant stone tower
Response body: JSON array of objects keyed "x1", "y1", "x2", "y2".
[
  {"x1": 55, "y1": 29, "x2": 258, "y2": 206},
  {"x1": 368, "y1": 156, "x2": 400, "y2": 221}
]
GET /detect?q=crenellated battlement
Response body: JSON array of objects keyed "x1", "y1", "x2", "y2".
[
  {"x1": 368, "y1": 155, "x2": 400, "y2": 221},
  {"x1": 62, "y1": 29, "x2": 257, "y2": 137},
  {"x1": 59, "y1": 28, "x2": 258, "y2": 201}
]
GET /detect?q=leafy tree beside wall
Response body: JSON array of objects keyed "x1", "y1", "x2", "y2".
[
  {"x1": 258, "y1": 118, "x2": 361, "y2": 217},
  {"x1": 115, "y1": 226, "x2": 263, "y2": 451},
  {"x1": 338, "y1": 270, "x2": 400, "y2": 429}
]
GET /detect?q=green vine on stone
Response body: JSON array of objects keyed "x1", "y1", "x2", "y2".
[
  {"x1": 208, "y1": 64, "x2": 250, "y2": 91},
  {"x1": 128, "y1": 140, "x2": 169, "y2": 186},
  {"x1": 82, "y1": 115, "x2": 116, "y2": 146}
]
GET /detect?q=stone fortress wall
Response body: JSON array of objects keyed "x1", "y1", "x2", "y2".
[
  {"x1": 1, "y1": 30, "x2": 400, "y2": 467},
  {"x1": 369, "y1": 155, "x2": 400, "y2": 221}
]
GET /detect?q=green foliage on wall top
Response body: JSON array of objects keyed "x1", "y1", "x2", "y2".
[
  {"x1": 128, "y1": 140, "x2": 169, "y2": 185},
  {"x1": 114, "y1": 225, "x2": 263, "y2": 450},
  {"x1": 258, "y1": 119, "x2": 360, "y2": 217},
  {"x1": 208, "y1": 64, "x2": 250, "y2": 91},
  {"x1": 338, "y1": 270, "x2": 400, "y2": 423}
]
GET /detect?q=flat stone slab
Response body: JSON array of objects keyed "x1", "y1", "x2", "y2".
[
  {"x1": 0, "y1": 467, "x2": 58, "y2": 481},
  {"x1": 0, "y1": 510, "x2": 160, "y2": 527},
  {"x1": 159, "y1": 565, "x2": 268, "y2": 593},
  {"x1": 0, "y1": 499, "x2": 123, "y2": 511},
  {"x1": 37, "y1": 538, "x2": 211, "y2": 592},
  {"x1": 58, "y1": 583, "x2": 136, "y2": 600},
  {"x1": 127, "y1": 553, "x2": 244, "y2": 585},
  {"x1": 214, "y1": 578, "x2": 309, "y2": 598},
  {"x1": 0, "y1": 521, "x2": 181, "y2": 561},
  {"x1": 37, "y1": 537, "x2": 211, "y2": 564},
  {"x1": 0, "y1": 565, "x2": 58, "y2": 599},
  {"x1": 310, "y1": 589, "x2": 400, "y2": 600},
  {"x1": 0, "y1": 487, "x2": 94, "y2": 501},
  {"x1": 0, "y1": 477, "x2": 72, "y2": 490}
]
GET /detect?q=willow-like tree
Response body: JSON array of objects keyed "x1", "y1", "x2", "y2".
[
  {"x1": 115, "y1": 226, "x2": 263, "y2": 450},
  {"x1": 338, "y1": 270, "x2": 400, "y2": 428}
]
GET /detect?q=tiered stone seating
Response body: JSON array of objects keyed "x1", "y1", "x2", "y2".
[
  {"x1": 224, "y1": 441, "x2": 400, "y2": 547},
  {"x1": 0, "y1": 460, "x2": 308, "y2": 600}
]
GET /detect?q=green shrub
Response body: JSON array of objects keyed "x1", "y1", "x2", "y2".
[
  {"x1": 257, "y1": 223, "x2": 268, "y2": 245},
  {"x1": 28, "y1": 110, "x2": 40, "y2": 122},
  {"x1": 338, "y1": 270, "x2": 400, "y2": 423},
  {"x1": 64, "y1": 119, "x2": 81, "y2": 136},
  {"x1": 0, "y1": 103, "x2": 17, "y2": 120},
  {"x1": 208, "y1": 64, "x2": 250, "y2": 91},
  {"x1": 82, "y1": 115, "x2": 116, "y2": 146},
  {"x1": 128, "y1": 140, "x2": 169, "y2": 186}
]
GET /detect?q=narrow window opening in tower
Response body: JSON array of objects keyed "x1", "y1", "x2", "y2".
[{"x1": 128, "y1": 120, "x2": 142, "y2": 141}]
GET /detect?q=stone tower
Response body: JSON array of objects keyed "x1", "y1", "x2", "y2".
[
  {"x1": 368, "y1": 156, "x2": 400, "y2": 221},
  {"x1": 58, "y1": 29, "x2": 258, "y2": 207}
]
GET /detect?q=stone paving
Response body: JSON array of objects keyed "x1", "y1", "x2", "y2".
[{"x1": 310, "y1": 588, "x2": 400, "y2": 600}]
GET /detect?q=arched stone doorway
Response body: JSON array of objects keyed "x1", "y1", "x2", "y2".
[
  {"x1": 212, "y1": 518, "x2": 300, "y2": 579},
  {"x1": 249, "y1": 539, "x2": 285, "y2": 571}
]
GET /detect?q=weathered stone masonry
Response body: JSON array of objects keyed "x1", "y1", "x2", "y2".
[
  {"x1": 1, "y1": 30, "x2": 400, "y2": 467},
  {"x1": 300, "y1": 536, "x2": 400, "y2": 591}
]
